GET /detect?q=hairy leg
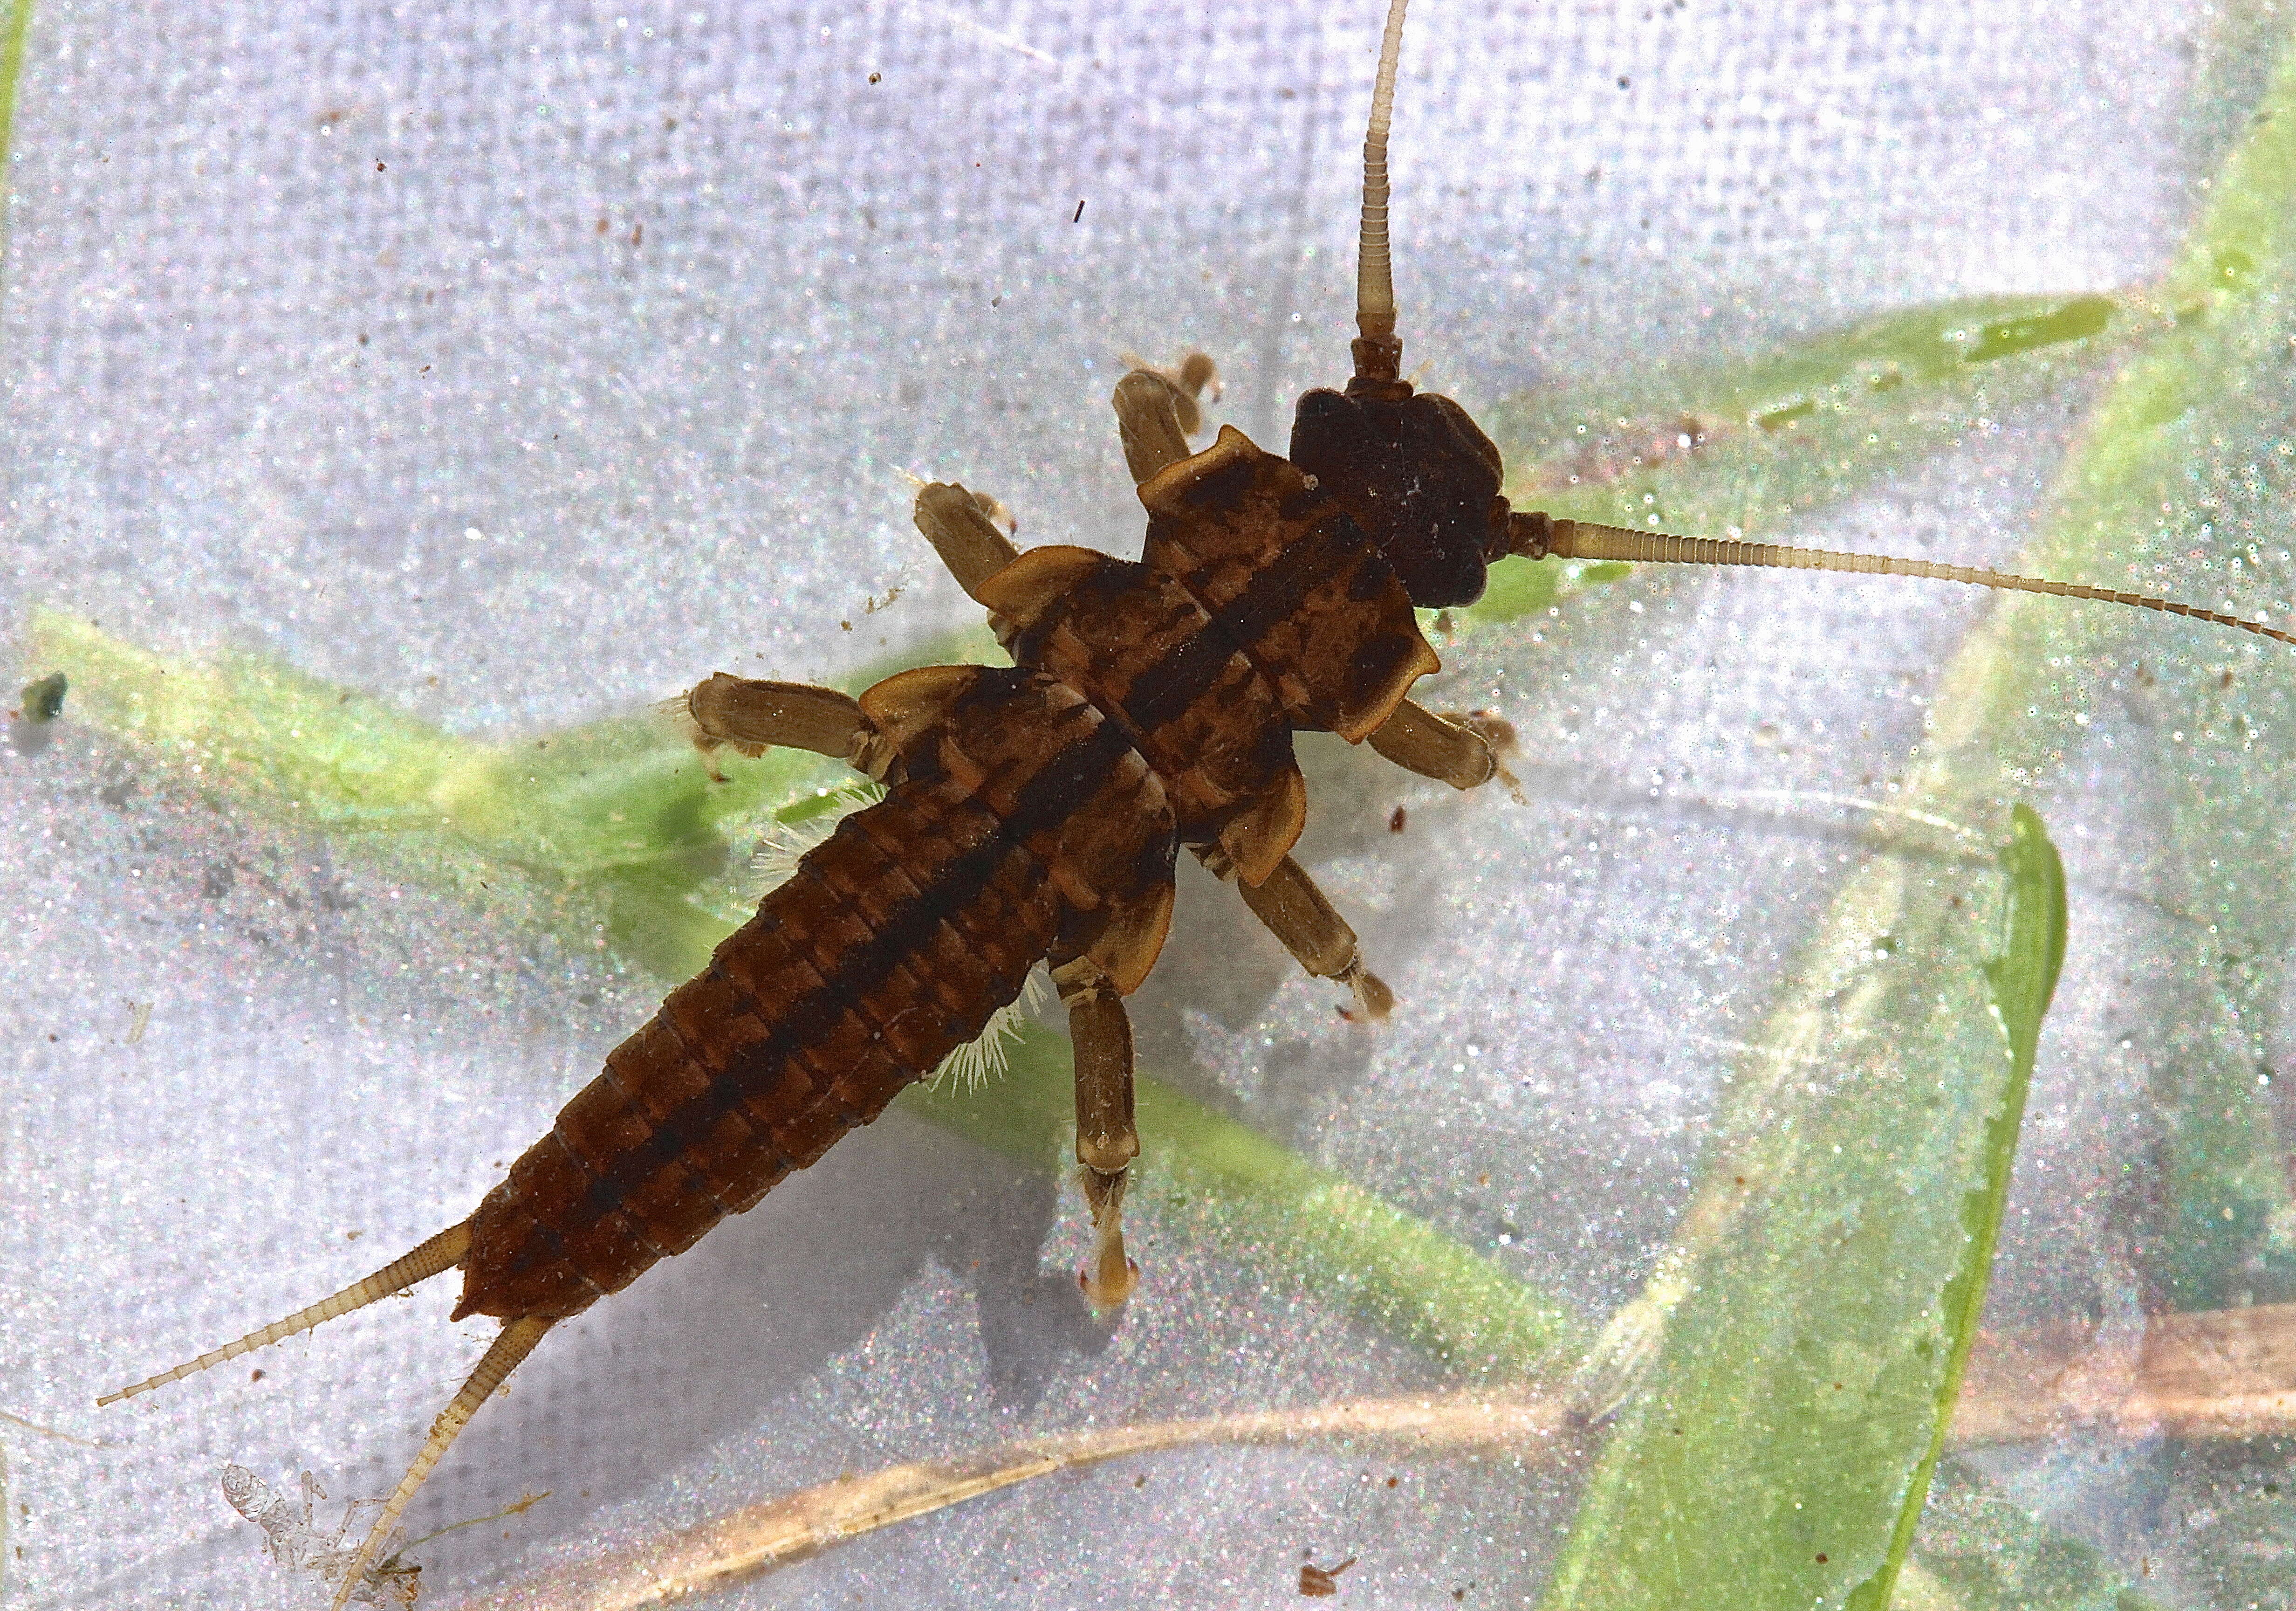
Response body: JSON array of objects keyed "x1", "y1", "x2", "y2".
[
  {"x1": 675, "y1": 675, "x2": 890, "y2": 782},
  {"x1": 1053, "y1": 955, "x2": 1141, "y2": 1306}
]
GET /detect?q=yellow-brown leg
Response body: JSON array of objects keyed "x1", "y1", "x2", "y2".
[
  {"x1": 1111, "y1": 351, "x2": 1220, "y2": 484},
  {"x1": 1365, "y1": 698, "x2": 1516, "y2": 792},
  {"x1": 912, "y1": 481, "x2": 1021, "y2": 600},
  {"x1": 1053, "y1": 956, "x2": 1141, "y2": 1307},
  {"x1": 676, "y1": 674, "x2": 889, "y2": 781},
  {"x1": 1193, "y1": 849, "x2": 1394, "y2": 1020}
]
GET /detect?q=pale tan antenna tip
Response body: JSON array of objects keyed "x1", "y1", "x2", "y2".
[
  {"x1": 1353, "y1": 0, "x2": 1412, "y2": 381},
  {"x1": 329, "y1": 1316, "x2": 554, "y2": 1611},
  {"x1": 1513, "y1": 515, "x2": 2296, "y2": 651},
  {"x1": 96, "y1": 1222, "x2": 472, "y2": 1408}
]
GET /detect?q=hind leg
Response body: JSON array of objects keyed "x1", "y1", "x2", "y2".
[{"x1": 1053, "y1": 956, "x2": 1141, "y2": 1307}]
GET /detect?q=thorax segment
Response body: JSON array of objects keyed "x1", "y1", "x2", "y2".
[{"x1": 978, "y1": 546, "x2": 1304, "y2": 886}]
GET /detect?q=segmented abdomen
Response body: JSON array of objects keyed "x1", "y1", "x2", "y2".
[{"x1": 453, "y1": 775, "x2": 1060, "y2": 1322}]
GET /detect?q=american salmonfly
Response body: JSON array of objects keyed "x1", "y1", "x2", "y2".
[{"x1": 95, "y1": 1, "x2": 2296, "y2": 1603}]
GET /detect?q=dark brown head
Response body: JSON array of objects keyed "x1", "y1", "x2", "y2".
[
  {"x1": 1296, "y1": 0, "x2": 1515, "y2": 609},
  {"x1": 1288, "y1": 379, "x2": 1514, "y2": 607}
]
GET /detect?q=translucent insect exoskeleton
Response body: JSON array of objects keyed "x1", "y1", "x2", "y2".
[{"x1": 219, "y1": 1465, "x2": 421, "y2": 1608}]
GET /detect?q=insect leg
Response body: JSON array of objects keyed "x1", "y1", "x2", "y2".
[
  {"x1": 1111, "y1": 352, "x2": 1220, "y2": 484},
  {"x1": 327, "y1": 1315, "x2": 553, "y2": 1611},
  {"x1": 1364, "y1": 699, "x2": 1514, "y2": 791},
  {"x1": 1052, "y1": 957, "x2": 1141, "y2": 1307},
  {"x1": 911, "y1": 481, "x2": 1021, "y2": 600},
  {"x1": 1192, "y1": 849, "x2": 1394, "y2": 1020},
  {"x1": 676, "y1": 675, "x2": 889, "y2": 781}
]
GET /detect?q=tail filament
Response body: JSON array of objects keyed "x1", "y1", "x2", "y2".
[
  {"x1": 97, "y1": 1223, "x2": 473, "y2": 1408},
  {"x1": 328, "y1": 1316, "x2": 554, "y2": 1611}
]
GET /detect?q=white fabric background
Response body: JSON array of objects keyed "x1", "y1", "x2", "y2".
[{"x1": 1, "y1": 0, "x2": 2279, "y2": 1605}]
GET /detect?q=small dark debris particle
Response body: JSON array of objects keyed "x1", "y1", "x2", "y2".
[
  {"x1": 1388, "y1": 806, "x2": 1406, "y2": 833},
  {"x1": 18, "y1": 671, "x2": 67, "y2": 723},
  {"x1": 376, "y1": 160, "x2": 386, "y2": 171},
  {"x1": 1134, "y1": 1475, "x2": 1147, "y2": 1488},
  {"x1": 1453, "y1": 1593, "x2": 1466, "y2": 1603},
  {"x1": 631, "y1": 224, "x2": 643, "y2": 247},
  {"x1": 596, "y1": 217, "x2": 610, "y2": 235},
  {"x1": 840, "y1": 620, "x2": 853, "y2": 632},
  {"x1": 1298, "y1": 1556, "x2": 1356, "y2": 1597},
  {"x1": 1384, "y1": 1476, "x2": 1398, "y2": 1489},
  {"x1": 250, "y1": 1369, "x2": 265, "y2": 1382},
  {"x1": 868, "y1": 71, "x2": 882, "y2": 83},
  {"x1": 1073, "y1": 198, "x2": 1085, "y2": 222},
  {"x1": 1815, "y1": 1554, "x2": 1828, "y2": 1564},
  {"x1": 2222, "y1": 668, "x2": 2236, "y2": 688},
  {"x1": 1617, "y1": 75, "x2": 1631, "y2": 88},
  {"x1": 357, "y1": 332, "x2": 369, "y2": 345}
]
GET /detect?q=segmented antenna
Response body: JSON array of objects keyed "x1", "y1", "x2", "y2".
[
  {"x1": 1353, "y1": 0, "x2": 1412, "y2": 383},
  {"x1": 1507, "y1": 515, "x2": 2296, "y2": 648},
  {"x1": 97, "y1": 1222, "x2": 473, "y2": 1407},
  {"x1": 329, "y1": 1316, "x2": 554, "y2": 1611}
]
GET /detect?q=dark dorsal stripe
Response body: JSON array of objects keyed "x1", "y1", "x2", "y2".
[
  {"x1": 1114, "y1": 612, "x2": 1249, "y2": 734},
  {"x1": 1205, "y1": 510, "x2": 1357, "y2": 656},
  {"x1": 558, "y1": 714, "x2": 1134, "y2": 1246}
]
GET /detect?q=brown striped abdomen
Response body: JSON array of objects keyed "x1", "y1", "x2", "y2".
[{"x1": 452, "y1": 775, "x2": 1061, "y2": 1322}]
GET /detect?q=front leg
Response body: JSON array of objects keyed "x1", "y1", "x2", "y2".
[
  {"x1": 1111, "y1": 351, "x2": 1220, "y2": 484},
  {"x1": 1367, "y1": 699, "x2": 1522, "y2": 800},
  {"x1": 676, "y1": 675, "x2": 890, "y2": 781},
  {"x1": 1053, "y1": 956, "x2": 1141, "y2": 1307}
]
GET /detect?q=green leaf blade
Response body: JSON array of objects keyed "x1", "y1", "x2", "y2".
[{"x1": 1541, "y1": 809, "x2": 2064, "y2": 1611}]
